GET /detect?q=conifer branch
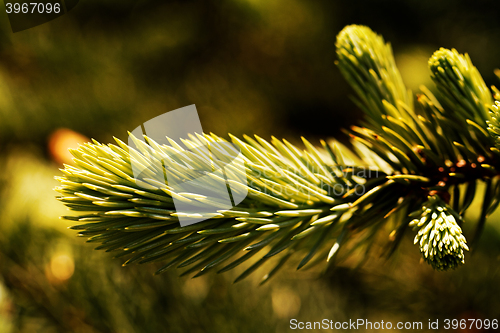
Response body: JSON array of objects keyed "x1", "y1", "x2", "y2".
[
  {"x1": 55, "y1": 25, "x2": 500, "y2": 280},
  {"x1": 56, "y1": 133, "x2": 371, "y2": 281}
]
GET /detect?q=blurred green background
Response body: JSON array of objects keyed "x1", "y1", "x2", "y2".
[{"x1": 1, "y1": 0, "x2": 500, "y2": 332}]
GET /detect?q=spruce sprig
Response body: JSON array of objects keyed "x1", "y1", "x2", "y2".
[
  {"x1": 56, "y1": 133, "x2": 379, "y2": 281},
  {"x1": 55, "y1": 25, "x2": 500, "y2": 280}
]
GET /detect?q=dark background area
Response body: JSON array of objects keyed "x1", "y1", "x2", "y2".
[
  {"x1": 2, "y1": 0, "x2": 500, "y2": 147},
  {"x1": 0, "y1": 1, "x2": 500, "y2": 332}
]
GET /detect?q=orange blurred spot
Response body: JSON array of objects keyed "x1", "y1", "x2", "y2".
[
  {"x1": 50, "y1": 253, "x2": 75, "y2": 282},
  {"x1": 48, "y1": 128, "x2": 89, "y2": 165},
  {"x1": 271, "y1": 286, "x2": 301, "y2": 318}
]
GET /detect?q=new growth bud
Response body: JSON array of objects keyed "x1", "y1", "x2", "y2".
[
  {"x1": 409, "y1": 195, "x2": 469, "y2": 271},
  {"x1": 487, "y1": 101, "x2": 500, "y2": 149},
  {"x1": 428, "y1": 48, "x2": 492, "y2": 123}
]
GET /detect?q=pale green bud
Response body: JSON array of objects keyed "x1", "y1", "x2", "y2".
[{"x1": 409, "y1": 196, "x2": 469, "y2": 271}]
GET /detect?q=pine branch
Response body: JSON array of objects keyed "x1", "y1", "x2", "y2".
[
  {"x1": 56, "y1": 133, "x2": 377, "y2": 282},
  {"x1": 55, "y1": 25, "x2": 500, "y2": 280},
  {"x1": 339, "y1": 25, "x2": 500, "y2": 232}
]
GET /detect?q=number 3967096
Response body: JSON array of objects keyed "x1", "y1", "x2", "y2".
[{"x1": 5, "y1": 3, "x2": 61, "y2": 14}]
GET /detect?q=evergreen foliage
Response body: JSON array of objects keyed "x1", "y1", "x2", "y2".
[{"x1": 55, "y1": 24, "x2": 500, "y2": 281}]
